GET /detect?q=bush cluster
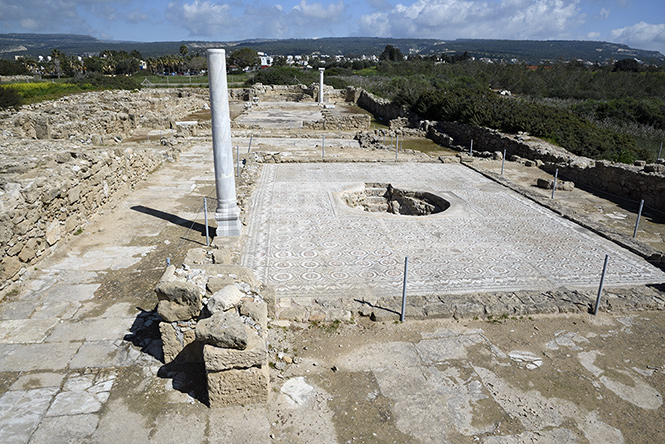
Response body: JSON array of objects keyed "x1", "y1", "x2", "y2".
[{"x1": 0, "y1": 86, "x2": 23, "y2": 110}]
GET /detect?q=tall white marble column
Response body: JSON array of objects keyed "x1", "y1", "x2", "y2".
[
  {"x1": 207, "y1": 49, "x2": 241, "y2": 237},
  {"x1": 319, "y1": 68, "x2": 325, "y2": 104}
]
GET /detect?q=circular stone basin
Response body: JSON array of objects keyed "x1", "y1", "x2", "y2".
[{"x1": 343, "y1": 183, "x2": 450, "y2": 216}]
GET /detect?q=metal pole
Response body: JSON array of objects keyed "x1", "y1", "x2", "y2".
[
  {"x1": 470, "y1": 139, "x2": 473, "y2": 155},
  {"x1": 322, "y1": 135, "x2": 325, "y2": 159},
  {"x1": 247, "y1": 135, "x2": 253, "y2": 154},
  {"x1": 400, "y1": 257, "x2": 409, "y2": 322},
  {"x1": 551, "y1": 168, "x2": 558, "y2": 199},
  {"x1": 658, "y1": 142, "x2": 663, "y2": 161},
  {"x1": 633, "y1": 199, "x2": 644, "y2": 238},
  {"x1": 501, "y1": 149, "x2": 506, "y2": 175},
  {"x1": 396, "y1": 135, "x2": 399, "y2": 161},
  {"x1": 593, "y1": 255, "x2": 610, "y2": 315},
  {"x1": 204, "y1": 197, "x2": 209, "y2": 246}
]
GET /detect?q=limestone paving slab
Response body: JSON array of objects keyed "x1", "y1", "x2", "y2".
[
  {"x1": 0, "y1": 319, "x2": 58, "y2": 344},
  {"x1": 0, "y1": 342, "x2": 81, "y2": 372},
  {"x1": 242, "y1": 163, "x2": 665, "y2": 302}
]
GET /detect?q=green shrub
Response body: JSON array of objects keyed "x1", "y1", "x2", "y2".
[{"x1": 0, "y1": 86, "x2": 23, "y2": 110}]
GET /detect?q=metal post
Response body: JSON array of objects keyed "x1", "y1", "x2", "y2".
[
  {"x1": 400, "y1": 257, "x2": 409, "y2": 322},
  {"x1": 658, "y1": 142, "x2": 663, "y2": 161},
  {"x1": 633, "y1": 199, "x2": 644, "y2": 238},
  {"x1": 247, "y1": 135, "x2": 253, "y2": 154},
  {"x1": 322, "y1": 135, "x2": 325, "y2": 159},
  {"x1": 204, "y1": 197, "x2": 209, "y2": 246},
  {"x1": 551, "y1": 168, "x2": 558, "y2": 199},
  {"x1": 396, "y1": 135, "x2": 399, "y2": 161},
  {"x1": 501, "y1": 149, "x2": 506, "y2": 175},
  {"x1": 390, "y1": 134, "x2": 393, "y2": 148},
  {"x1": 593, "y1": 255, "x2": 610, "y2": 315},
  {"x1": 470, "y1": 139, "x2": 473, "y2": 155}
]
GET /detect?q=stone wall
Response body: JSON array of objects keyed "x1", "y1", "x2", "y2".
[
  {"x1": 303, "y1": 110, "x2": 371, "y2": 131},
  {"x1": 353, "y1": 88, "x2": 665, "y2": 212},
  {"x1": 0, "y1": 146, "x2": 178, "y2": 288},
  {"x1": 0, "y1": 88, "x2": 209, "y2": 144}
]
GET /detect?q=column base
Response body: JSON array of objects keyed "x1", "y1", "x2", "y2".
[{"x1": 215, "y1": 211, "x2": 242, "y2": 237}]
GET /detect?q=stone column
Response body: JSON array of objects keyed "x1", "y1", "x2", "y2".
[
  {"x1": 319, "y1": 68, "x2": 325, "y2": 104},
  {"x1": 208, "y1": 49, "x2": 241, "y2": 237}
]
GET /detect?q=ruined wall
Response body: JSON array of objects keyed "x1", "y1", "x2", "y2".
[
  {"x1": 303, "y1": 110, "x2": 371, "y2": 131},
  {"x1": 354, "y1": 88, "x2": 665, "y2": 212},
  {"x1": 0, "y1": 146, "x2": 178, "y2": 288},
  {"x1": 0, "y1": 88, "x2": 209, "y2": 143}
]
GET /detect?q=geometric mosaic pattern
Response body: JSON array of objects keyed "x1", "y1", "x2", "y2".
[{"x1": 242, "y1": 163, "x2": 665, "y2": 300}]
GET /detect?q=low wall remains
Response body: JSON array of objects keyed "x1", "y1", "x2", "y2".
[
  {"x1": 353, "y1": 88, "x2": 665, "y2": 212},
  {"x1": 0, "y1": 88, "x2": 209, "y2": 144},
  {"x1": 0, "y1": 146, "x2": 178, "y2": 289}
]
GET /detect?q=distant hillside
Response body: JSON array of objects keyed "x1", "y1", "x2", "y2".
[{"x1": 1, "y1": 34, "x2": 663, "y2": 65}]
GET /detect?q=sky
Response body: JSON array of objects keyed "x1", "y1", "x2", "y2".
[{"x1": 1, "y1": 0, "x2": 664, "y2": 55}]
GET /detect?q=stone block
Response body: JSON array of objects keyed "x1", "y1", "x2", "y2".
[
  {"x1": 196, "y1": 312, "x2": 247, "y2": 350},
  {"x1": 240, "y1": 298, "x2": 268, "y2": 330},
  {"x1": 203, "y1": 328, "x2": 266, "y2": 371},
  {"x1": 45, "y1": 220, "x2": 61, "y2": 246},
  {"x1": 159, "y1": 322, "x2": 201, "y2": 364},
  {"x1": 18, "y1": 238, "x2": 39, "y2": 263},
  {"x1": 1, "y1": 256, "x2": 22, "y2": 281},
  {"x1": 155, "y1": 280, "x2": 203, "y2": 322},
  {"x1": 206, "y1": 366, "x2": 269, "y2": 408},
  {"x1": 207, "y1": 285, "x2": 244, "y2": 314}
]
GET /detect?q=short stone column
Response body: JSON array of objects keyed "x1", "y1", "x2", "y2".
[
  {"x1": 207, "y1": 49, "x2": 241, "y2": 237},
  {"x1": 319, "y1": 68, "x2": 325, "y2": 104}
]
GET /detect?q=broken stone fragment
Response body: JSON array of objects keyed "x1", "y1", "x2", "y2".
[
  {"x1": 155, "y1": 280, "x2": 203, "y2": 322},
  {"x1": 206, "y1": 284, "x2": 245, "y2": 314},
  {"x1": 196, "y1": 311, "x2": 248, "y2": 350}
]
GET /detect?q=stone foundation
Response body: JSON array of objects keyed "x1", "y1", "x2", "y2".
[{"x1": 155, "y1": 251, "x2": 271, "y2": 407}]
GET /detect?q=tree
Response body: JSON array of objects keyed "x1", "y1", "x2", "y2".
[
  {"x1": 51, "y1": 48, "x2": 62, "y2": 78},
  {"x1": 379, "y1": 45, "x2": 404, "y2": 62},
  {"x1": 613, "y1": 58, "x2": 640, "y2": 72},
  {"x1": 229, "y1": 47, "x2": 260, "y2": 70},
  {"x1": 179, "y1": 45, "x2": 188, "y2": 57}
]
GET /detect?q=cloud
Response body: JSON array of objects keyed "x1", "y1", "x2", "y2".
[
  {"x1": 127, "y1": 9, "x2": 150, "y2": 24},
  {"x1": 598, "y1": 7, "x2": 610, "y2": 20},
  {"x1": 357, "y1": 0, "x2": 584, "y2": 40},
  {"x1": 611, "y1": 21, "x2": 665, "y2": 52},
  {"x1": 166, "y1": 0, "x2": 349, "y2": 39}
]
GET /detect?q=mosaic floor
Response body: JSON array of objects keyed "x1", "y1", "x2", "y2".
[{"x1": 242, "y1": 163, "x2": 665, "y2": 300}]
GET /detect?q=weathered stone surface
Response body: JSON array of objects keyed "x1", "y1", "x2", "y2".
[
  {"x1": 240, "y1": 298, "x2": 268, "y2": 330},
  {"x1": 196, "y1": 311, "x2": 247, "y2": 350},
  {"x1": 159, "y1": 322, "x2": 201, "y2": 364},
  {"x1": 45, "y1": 220, "x2": 60, "y2": 246},
  {"x1": 206, "y1": 366, "x2": 269, "y2": 408},
  {"x1": 155, "y1": 280, "x2": 202, "y2": 322},
  {"x1": 1, "y1": 255, "x2": 22, "y2": 280},
  {"x1": 203, "y1": 327, "x2": 266, "y2": 371},
  {"x1": 207, "y1": 285, "x2": 244, "y2": 314}
]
